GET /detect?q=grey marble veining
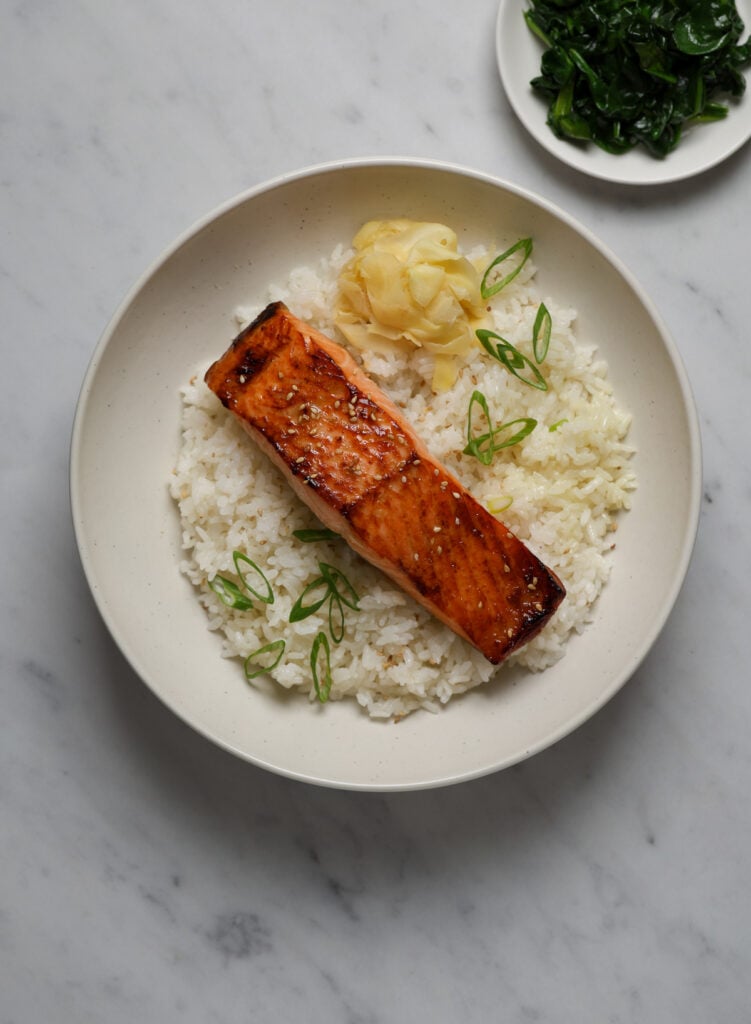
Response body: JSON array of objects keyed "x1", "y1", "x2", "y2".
[{"x1": 2, "y1": 1, "x2": 751, "y2": 1021}]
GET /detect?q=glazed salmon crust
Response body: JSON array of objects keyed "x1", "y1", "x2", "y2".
[{"x1": 205, "y1": 301, "x2": 565, "y2": 665}]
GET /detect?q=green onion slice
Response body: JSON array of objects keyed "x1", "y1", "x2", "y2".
[
  {"x1": 549, "y1": 418, "x2": 569, "y2": 432},
  {"x1": 532, "y1": 302, "x2": 552, "y2": 363},
  {"x1": 319, "y1": 562, "x2": 360, "y2": 611},
  {"x1": 243, "y1": 639, "x2": 286, "y2": 680},
  {"x1": 481, "y1": 238, "x2": 533, "y2": 300},
  {"x1": 289, "y1": 575, "x2": 331, "y2": 622},
  {"x1": 476, "y1": 329, "x2": 548, "y2": 391},
  {"x1": 311, "y1": 631, "x2": 333, "y2": 703},
  {"x1": 232, "y1": 551, "x2": 274, "y2": 604},
  {"x1": 464, "y1": 391, "x2": 537, "y2": 465},
  {"x1": 292, "y1": 528, "x2": 340, "y2": 543},
  {"x1": 464, "y1": 390, "x2": 493, "y2": 466},
  {"x1": 487, "y1": 495, "x2": 514, "y2": 515},
  {"x1": 208, "y1": 574, "x2": 254, "y2": 611},
  {"x1": 487, "y1": 417, "x2": 537, "y2": 451},
  {"x1": 328, "y1": 593, "x2": 345, "y2": 644},
  {"x1": 289, "y1": 561, "x2": 359, "y2": 640}
]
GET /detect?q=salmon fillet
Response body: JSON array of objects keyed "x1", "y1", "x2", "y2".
[{"x1": 205, "y1": 301, "x2": 565, "y2": 664}]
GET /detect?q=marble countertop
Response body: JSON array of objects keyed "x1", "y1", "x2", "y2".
[{"x1": 3, "y1": 2, "x2": 750, "y2": 1020}]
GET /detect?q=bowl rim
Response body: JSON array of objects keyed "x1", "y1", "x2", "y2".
[{"x1": 69, "y1": 156, "x2": 703, "y2": 789}]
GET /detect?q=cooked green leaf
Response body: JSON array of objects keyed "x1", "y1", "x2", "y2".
[{"x1": 524, "y1": 0, "x2": 751, "y2": 158}]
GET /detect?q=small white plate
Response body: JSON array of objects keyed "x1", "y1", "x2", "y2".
[
  {"x1": 71, "y1": 159, "x2": 701, "y2": 790},
  {"x1": 497, "y1": 0, "x2": 751, "y2": 185}
]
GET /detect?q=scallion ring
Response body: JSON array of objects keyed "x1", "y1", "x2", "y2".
[
  {"x1": 481, "y1": 238, "x2": 533, "y2": 300},
  {"x1": 488, "y1": 495, "x2": 514, "y2": 515},
  {"x1": 464, "y1": 391, "x2": 536, "y2": 465},
  {"x1": 532, "y1": 302, "x2": 552, "y2": 363},
  {"x1": 464, "y1": 390, "x2": 494, "y2": 466},
  {"x1": 319, "y1": 562, "x2": 360, "y2": 611},
  {"x1": 289, "y1": 561, "x2": 359, "y2": 649},
  {"x1": 311, "y1": 631, "x2": 333, "y2": 703},
  {"x1": 232, "y1": 551, "x2": 274, "y2": 604},
  {"x1": 328, "y1": 592, "x2": 345, "y2": 644},
  {"x1": 289, "y1": 575, "x2": 332, "y2": 622},
  {"x1": 476, "y1": 329, "x2": 548, "y2": 391},
  {"x1": 549, "y1": 418, "x2": 569, "y2": 432},
  {"x1": 208, "y1": 574, "x2": 254, "y2": 611},
  {"x1": 486, "y1": 417, "x2": 537, "y2": 451},
  {"x1": 243, "y1": 639, "x2": 286, "y2": 680},
  {"x1": 292, "y1": 528, "x2": 340, "y2": 543}
]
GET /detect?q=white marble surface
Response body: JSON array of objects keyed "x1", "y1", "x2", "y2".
[{"x1": 2, "y1": 1, "x2": 750, "y2": 1020}]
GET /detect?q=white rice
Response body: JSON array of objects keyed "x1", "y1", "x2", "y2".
[{"x1": 170, "y1": 244, "x2": 636, "y2": 718}]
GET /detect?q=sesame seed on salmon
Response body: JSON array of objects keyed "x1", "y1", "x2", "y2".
[{"x1": 205, "y1": 301, "x2": 565, "y2": 664}]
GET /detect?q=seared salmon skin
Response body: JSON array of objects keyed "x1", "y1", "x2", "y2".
[{"x1": 205, "y1": 302, "x2": 565, "y2": 664}]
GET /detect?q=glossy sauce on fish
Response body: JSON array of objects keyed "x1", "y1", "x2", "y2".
[{"x1": 205, "y1": 301, "x2": 565, "y2": 664}]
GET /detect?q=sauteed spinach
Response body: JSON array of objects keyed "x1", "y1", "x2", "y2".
[{"x1": 524, "y1": 0, "x2": 751, "y2": 157}]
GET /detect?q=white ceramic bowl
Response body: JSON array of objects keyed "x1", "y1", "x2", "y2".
[{"x1": 70, "y1": 159, "x2": 701, "y2": 790}]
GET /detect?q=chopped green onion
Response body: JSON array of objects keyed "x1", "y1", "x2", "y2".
[
  {"x1": 487, "y1": 495, "x2": 514, "y2": 515},
  {"x1": 292, "y1": 528, "x2": 340, "y2": 543},
  {"x1": 208, "y1": 574, "x2": 254, "y2": 611},
  {"x1": 289, "y1": 575, "x2": 331, "y2": 622},
  {"x1": 328, "y1": 593, "x2": 345, "y2": 644},
  {"x1": 209, "y1": 551, "x2": 276, "y2": 611},
  {"x1": 481, "y1": 238, "x2": 533, "y2": 300},
  {"x1": 532, "y1": 302, "x2": 552, "y2": 363},
  {"x1": 289, "y1": 561, "x2": 360, "y2": 647},
  {"x1": 232, "y1": 551, "x2": 274, "y2": 604},
  {"x1": 464, "y1": 391, "x2": 537, "y2": 465},
  {"x1": 476, "y1": 329, "x2": 548, "y2": 391},
  {"x1": 319, "y1": 562, "x2": 360, "y2": 611},
  {"x1": 467, "y1": 420, "x2": 536, "y2": 464},
  {"x1": 311, "y1": 631, "x2": 333, "y2": 703},
  {"x1": 243, "y1": 639, "x2": 286, "y2": 680},
  {"x1": 549, "y1": 418, "x2": 569, "y2": 432},
  {"x1": 486, "y1": 417, "x2": 537, "y2": 451},
  {"x1": 464, "y1": 390, "x2": 493, "y2": 465}
]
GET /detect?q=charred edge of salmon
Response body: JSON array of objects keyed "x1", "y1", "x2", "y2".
[
  {"x1": 205, "y1": 301, "x2": 566, "y2": 664},
  {"x1": 205, "y1": 301, "x2": 288, "y2": 400}
]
